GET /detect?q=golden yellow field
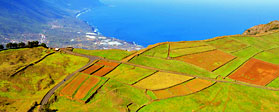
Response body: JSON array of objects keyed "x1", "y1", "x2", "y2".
[{"x1": 133, "y1": 72, "x2": 194, "y2": 90}]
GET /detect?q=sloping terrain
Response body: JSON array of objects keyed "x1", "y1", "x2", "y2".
[{"x1": 1, "y1": 22, "x2": 279, "y2": 112}]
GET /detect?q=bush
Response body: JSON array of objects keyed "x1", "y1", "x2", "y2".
[{"x1": 0, "y1": 44, "x2": 4, "y2": 50}]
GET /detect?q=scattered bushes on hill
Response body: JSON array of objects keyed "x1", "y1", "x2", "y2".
[{"x1": 4, "y1": 41, "x2": 48, "y2": 50}]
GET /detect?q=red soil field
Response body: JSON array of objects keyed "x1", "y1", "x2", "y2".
[
  {"x1": 153, "y1": 89, "x2": 174, "y2": 99},
  {"x1": 229, "y1": 58, "x2": 279, "y2": 86},
  {"x1": 60, "y1": 74, "x2": 88, "y2": 97},
  {"x1": 168, "y1": 84, "x2": 192, "y2": 96},
  {"x1": 96, "y1": 60, "x2": 120, "y2": 67},
  {"x1": 175, "y1": 50, "x2": 235, "y2": 71},
  {"x1": 73, "y1": 77, "x2": 101, "y2": 100},
  {"x1": 92, "y1": 67, "x2": 115, "y2": 77},
  {"x1": 185, "y1": 79, "x2": 213, "y2": 92},
  {"x1": 81, "y1": 64, "x2": 103, "y2": 74}
]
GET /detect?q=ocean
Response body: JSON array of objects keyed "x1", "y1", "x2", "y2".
[{"x1": 78, "y1": 0, "x2": 279, "y2": 47}]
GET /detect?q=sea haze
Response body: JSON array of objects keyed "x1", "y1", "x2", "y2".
[{"x1": 78, "y1": 0, "x2": 279, "y2": 47}]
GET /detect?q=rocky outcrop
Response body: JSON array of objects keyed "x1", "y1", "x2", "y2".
[{"x1": 243, "y1": 20, "x2": 279, "y2": 35}]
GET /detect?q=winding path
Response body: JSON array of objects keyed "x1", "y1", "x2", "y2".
[
  {"x1": 39, "y1": 50, "x2": 101, "y2": 111},
  {"x1": 39, "y1": 47, "x2": 279, "y2": 111}
]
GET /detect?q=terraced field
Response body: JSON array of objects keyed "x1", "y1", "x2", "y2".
[
  {"x1": 59, "y1": 73, "x2": 107, "y2": 102},
  {"x1": 38, "y1": 24, "x2": 279, "y2": 112},
  {"x1": 105, "y1": 64, "x2": 156, "y2": 84},
  {"x1": 229, "y1": 58, "x2": 279, "y2": 86},
  {"x1": 151, "y1": 78, "x2": 215, "y2": 99},
  {"x1": 133, "y1": 72, "x2": 194, "y2": 90},
  {"x1": 206, "y1": 37, "x2": 249, "y2": 53},
  {"x1": 174, "y1": 50, "x2": 236, "y2": 71}
]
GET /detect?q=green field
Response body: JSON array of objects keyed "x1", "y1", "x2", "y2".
[
  {"x1": 169, "y1": 45, "x2": 216, "y2": 57},
  {"x1": 73, "y1": 48, "x2": 135, "y2": 60},
  {"x1": 170, "y1": 41, "x2": 208, "y2": 50},
  {"x1": 129, "y1": 55, "x2": 218, "y2": 78},
  {"x1": 105, "y1": 64, "x2": 156, "y2": 84},
  {"x1": 142, "y1": 44, "x2": 169, "y2": 58},
  {"x1": 267, "y1": 78, "x2": 279, "y2": 88},
  {"x1": 0, "y1": 51, "x2": 89, "y2": 112},
  {"x1": 50, "y1": 79, "x2": 150, "y2": 112},
  {"x1": 232, "y1": 35, "x2": 279, "y2": 50},
  {"x1": 254, "y1": 48, "x2": 279, "y2": 64},
  {"x1": 213, "y1": 46, "x2": 262, "y2": 77},
  {"x1": 206, "y1": 37, "x2": 248, "y2": 52},
  {"x1": 139, "y1": 82, "x2": 279, "y2": 112},
  {"x1": 0, "y1": 47, "x2": 47, "y2": 76}
]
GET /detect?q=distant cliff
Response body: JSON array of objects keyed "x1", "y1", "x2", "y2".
[{"x1": 243, "y1": 20, "x2": 279, "y2": 35}]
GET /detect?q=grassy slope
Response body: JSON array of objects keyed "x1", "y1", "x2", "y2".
[
  {"x1": 142, "y1": 44, "x2": 169, "y2": 58},
  {"x1": 213, "y1": 46, "x2": 262, "y2": 77},
  {"x1": 73, "y1": 48, "x2": 135, "y2": 61},
  {"x1": 105, "y1": 64, "x2": 156, "y2": 84},
  {"x1": 139, "y1": 82, "x2": 279, "y2": 112},
  {"x1": 49, "y1": 79, "x2": 150, "y2": 112},
  {"x1": 130, "y1": 55, "x2": 217, "y2": 78},
  {"x1": 254, "y1": 48, "x2": 279, "y2": 64},
  {"x1": 0, "y1": 50, "x2": 89, "y2": 112},
  {"x1": 0, "y1": 47, "x2": 47, "y2": 76}
]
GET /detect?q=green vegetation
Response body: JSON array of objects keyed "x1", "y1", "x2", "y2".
[
  {"x1": 0, "y1": 51, "x2": 89, "y2": 112},
  {"x1": 105, "y1": 64, "x2": 156, "y2": 84},
  {"x1": 170, "y1": 41, "x2": 208, "y2": 50},
  {"x1": 147, "y1": 90, "x2": 157, "y2": 100},
  {"x1": 170, "y1": 45, "x2": 216, "y2": 57},
  {"x1": 206, "y1": 37, "x2": 248, "y2": 52},
  {"x1": 81, "y1": 77, "x2": 108, "y2": 102},
  {"x1": 267, "y1": 78, "x2": 279, "y2": 88},
  {"x1": 232, "y1": 35, "x2": 279, "y2": 50},
  {"x1": 50, "y1": 79, "x2": 150, "y2": 112},
  {"x1": 142, "y1": 44, "x2": 169, "y2": 58},
  {"x1": 73, "y1": 48, "x2": 135, "y2": 61},
  {"x1": 0, "y1": 47, "x2": 47, "y2": 76},
  {"x1": 130, "y1": 55, "x2": 217, "y2": 78},
  {"x1": 214, "y1": 47, "x2": 262, "y2": 77},
  {"x1": 254, "y1": 48, "x2": 279, "y2": 64},
  {"x1": 139, "y1": 82, "x2": 279, "y2": 112}
]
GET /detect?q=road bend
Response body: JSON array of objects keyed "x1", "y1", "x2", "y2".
[{"x1": 39, "y1": 50, "x2": 100, "y2": 111}]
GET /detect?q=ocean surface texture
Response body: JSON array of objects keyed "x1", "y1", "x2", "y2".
[{"x1": 79, "y1": 0, "x2": 279, "y2": 46}]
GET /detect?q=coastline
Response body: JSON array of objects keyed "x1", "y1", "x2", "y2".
[{"x1": 74, "y1": 8, "x2": 144, "y2": 51}]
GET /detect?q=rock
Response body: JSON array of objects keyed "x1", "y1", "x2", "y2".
[{"x1": 243, "y1": 20, "x2": 279, "y2": 35}]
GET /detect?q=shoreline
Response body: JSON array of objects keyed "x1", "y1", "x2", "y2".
[{"x1": 73, "y1": 9, "x2": 144, "y2": 51}]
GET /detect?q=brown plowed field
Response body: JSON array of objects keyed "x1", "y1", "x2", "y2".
[
  {"x1": 81, "y1": 64, "x2": 104, "y2": 74},
  {"x1": 97, "y1": 60, "x2": 119, "y2": 67},
  {"x1": 73, "y1": 77, "x2": 101, "y2": 100},
  {"x1": 175, "y1": 50, "x2": 235, "y2": 71},
  {"x1": 168, "y1": 84, "x2": 192, "y2": 96},
  {"x1": 185, "y1": 79, "x2": 213, "y2": 92},
  {"x1": 153, "y1": 89, "x2": 174, "y2": 99},
  {"x1": 60, "y1": 74, "x2": 88, "y2": 97},
  {"x1": 93, "y1": 67, "x2": 115, "y2": 77},
  {"x1": 229, "y1": 58, "x2": 279, "y2": 86}
]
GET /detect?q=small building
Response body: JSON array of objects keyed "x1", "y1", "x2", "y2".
[{"x1": 55, "y1": 48, "x2": 60, "y2": 51}]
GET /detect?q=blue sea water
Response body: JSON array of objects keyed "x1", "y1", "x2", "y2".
[{"x1": 79, "y1": 0, "x2": 279, "y2": 47}]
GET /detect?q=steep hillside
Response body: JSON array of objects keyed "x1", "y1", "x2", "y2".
[
  {"x1": 43, "y1": 22, "x2": 279, "y2": 111},
  {"x1": 243, "y1": 20, "x2": 279, "y2": 35},
  {"x1": 1, "y1": 22, "x2": 279, "y2": 112},
  {"x1": 0, "y1": 48, "x2": 89, "y2": 112}
]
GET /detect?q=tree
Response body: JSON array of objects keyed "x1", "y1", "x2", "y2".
[
  {"x1": 6, "y1": 43, "x2": 13, "y2": 49},
  {"x1": 0, "y1": 44, "x2": 3, "y2": 50},
  {"x1": 33, "y1": 41, "x2": 39, "y2": 47},
  {"x1": 11, "y1": 43, "x2": 18, "y2": 49},
  {"x1": 18, "y1": 42, "x2": 26, "y2": 48},
  {"x1": 27, "y1": 41, "x2": 33, "y2": 48},
  {"x1": 40, "y1": 43, "x2": 47, "y2": 48}
]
